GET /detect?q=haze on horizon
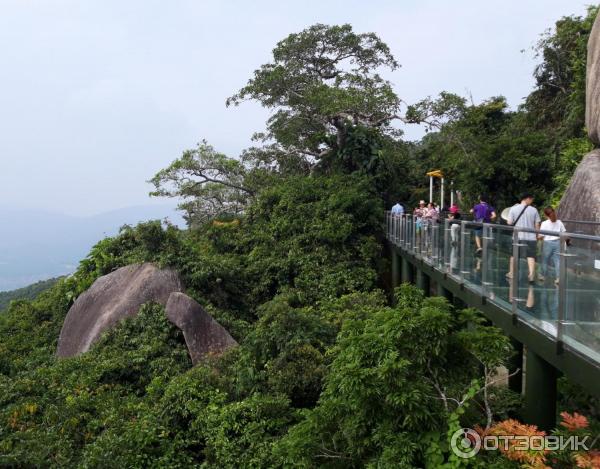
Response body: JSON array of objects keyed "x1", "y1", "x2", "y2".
[{"x1": 0, "y1": 0, "x2": 590, "y2": 217}]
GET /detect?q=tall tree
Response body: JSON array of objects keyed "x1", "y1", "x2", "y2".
[
  {"x1": 149, "y1": 141, "x2": 252, "y2": 225},
  {"x1": 524, "y1": 6, "x2": 598, "y2": 138},
  {"x1": 227, "y1": 24, "x2": 401, "y2": 168}
]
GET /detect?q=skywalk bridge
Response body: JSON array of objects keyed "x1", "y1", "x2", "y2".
[{"x1": 385, "y1": 212, "x2": 600, "y2": 430}]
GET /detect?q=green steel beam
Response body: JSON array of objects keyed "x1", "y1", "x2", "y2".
[
  {"x1": 524, "y1": 349, "x2": 557, "y2": 431},
  {"x1": 435, "y1": 281, "x2": 453, "y2": 302},
  {"x1": 391, "y1": 250, "x2": 400, "y2": 290},
  {"x1": 401, "y1": 256, "x2": 414, "y2": 284},
  {"x1": 415, "y1": 268, "x2": 430, "y2": 295},
  {"x1": 508, "y1": 338, "x2": 523, "y2": 395}
]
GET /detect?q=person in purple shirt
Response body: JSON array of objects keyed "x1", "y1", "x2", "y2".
[{"x1": 470, "y1": 194, "x2": 497, "y2": 254}]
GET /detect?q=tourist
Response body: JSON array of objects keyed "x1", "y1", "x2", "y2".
[
  {"x1": 470, "y1": 194, "x2": 497, "y2": 254},
  {"x1": 424, "y1": 202, "x2": 439, "y2": 222},
  {"x1": 413, "y1": 200, "x2": 426, "y2": 232},
  {"x1": 431, "y1": 202, "x2": 440, "y2": 221},
  {"x1": 391, "y1": 201, "x2": 404, "y2": 215},
  {"x1": 538, "y1": 206, "x2": 566, "y2": 285},
  {"x1": 420, "y1": 202, "x2": 437, "y2": 251},
  {"x1": 506, "y1": 193, "x2": 541, "y2": 283},
  {"x1": 448, "y1": 208, "x2": 461, "y2": 245}
]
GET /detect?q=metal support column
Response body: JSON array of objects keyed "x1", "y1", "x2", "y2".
[
  {"x1": 415, "y1": 268, "x2": 430, "y2": 295},
  {"x1": 429, "y1": 176, "x2": 433, "y2": 203},
  {"x1": 524, "y1": 349, "x2": 557, "y2": 431},
  {"x1": 440, "y1": 177, "x2": 445, "y2": 210},
  {"x1": 401, "y1": 256, "x2": 414, "y2": 284},
  {"x1": 508, "y1": 338, "x2": 523, "y2": 394},
  {"x1": 436, "y1": 282, "x2": 453, "y2": 302},
  {"x1": 391, "y1": 250, "x2": 400, "y2": 290}
]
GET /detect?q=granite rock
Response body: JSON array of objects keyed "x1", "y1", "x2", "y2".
[
  {"x1": 56, "y1": 263, "x2": 183, "y2": 357},
  {"x1": 165, "y1": 292, "x2": 237, "y2": 364},
  {"x1": 557, "y1": 149, "x2": 600, "y2": 236},
  {"x1": 586, "y1": 12, "x2": 600, "y2": 144}
]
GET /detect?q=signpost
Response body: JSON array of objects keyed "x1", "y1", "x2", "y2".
[{"x1": 426, "y1": 169, "x2": 446, "y2": 209}]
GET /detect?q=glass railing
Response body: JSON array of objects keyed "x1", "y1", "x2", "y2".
[{"x1": 385, "y1": 211, "x2": 600, "y2": 366}]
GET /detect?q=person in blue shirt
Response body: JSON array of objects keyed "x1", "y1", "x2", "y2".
[{"x1": 391, "y1": 202, "x2": 404, "y2": 215}]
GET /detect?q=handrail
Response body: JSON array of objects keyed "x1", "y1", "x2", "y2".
[
  {"x1": 562, "y1": 219, "x2": 600, "y2": 225},
  {"x1": 388, "y1": 211, "x2": 600, "y2": 242}
]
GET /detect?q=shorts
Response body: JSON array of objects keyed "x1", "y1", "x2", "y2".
[
  {"x1": 518, "y1": 240, "x2": 537, "y2": 259},
  {"x1": 473, "y1": 227, "x2": 483, "y2": 236}
]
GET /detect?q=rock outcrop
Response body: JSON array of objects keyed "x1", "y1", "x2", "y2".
[
  {"x1": 559, "y1": 11, "x2": 600, "y2": 235},
  {"x1": 557, "y1": 149, "x2": 600, "y2": 236},
  {"x1": 165, "y1": 292, "x2": 237, "y2": 364},
  {"x1": 56, "y1": 263, "x2": 183, "y2": 357},
  {"x1": 587, "y1": 12, "x2": 600, "y2": 144}
]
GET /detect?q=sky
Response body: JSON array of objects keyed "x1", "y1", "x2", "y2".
[{"x1": 0, "y1": 0, "x2": 591, "y2": 216}]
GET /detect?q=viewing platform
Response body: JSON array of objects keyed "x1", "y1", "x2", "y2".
[{"x1": 386, "y1": 212, "x2": 600, "y2": 429}]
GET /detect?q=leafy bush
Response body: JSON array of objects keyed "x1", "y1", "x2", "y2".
[
  {"x1": 0, "y1": 303, "x2": 191, "y2": 467},
  {"x1": 275, "y1": 287, "x2": 516, "y2": 467}
]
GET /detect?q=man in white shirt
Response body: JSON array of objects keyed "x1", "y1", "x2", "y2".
[
  {"x1": 506, "y1": 193, "x2": 541, "y2": 282},
  {"x1": 538, "y1": 206, "x2": 566, "y2": 285}
]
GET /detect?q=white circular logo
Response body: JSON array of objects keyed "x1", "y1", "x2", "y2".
[{"x1": 450, "y1": 428, "x2": 481, "y2": 459}]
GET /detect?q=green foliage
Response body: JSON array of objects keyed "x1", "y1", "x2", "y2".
[
  {"x1": 0, "y1": 303, "x2": 191, "y2": 467},
  {"x1": 525, "y1": 6, "x2": 599, "y2": 138},
  {"x1": 0, "y1": 275, "x2": 88, "y2": 376},
  {"x1": 202, "y1": 393, "x2": 296, "y2": 468},
  {"x1": 241, "y1": 173, "x2": 383, "y2": 306},
  {"x1": 0, "y1": 277, "x2": 62, "y2": 312},
  {"x1": 275, "y1": 287, "x2": 515, "y2": 467},
  {"x1": 227, "y1": 23, "x2": 401, "y2": 167},
  {"x1": 230, "y1": 295, "x2": 336, "y2": 407},
  {"x1": 548, "y1": 136, "x2": 594, "y2": 206},
  {"x1": 149, "y1": 140, "x2": 253, "y2": 226},
  {"x1": 412, "y1": 96, "x2": 556, "y2": 209}
]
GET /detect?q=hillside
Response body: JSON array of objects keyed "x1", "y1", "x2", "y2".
[{"x1": 0, "y1": 277, "x2": 62, "y2": 312}]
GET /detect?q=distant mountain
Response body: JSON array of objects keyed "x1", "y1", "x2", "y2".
[{"x1": 0, "y1": 205, "x2": 185, "y2": 291}]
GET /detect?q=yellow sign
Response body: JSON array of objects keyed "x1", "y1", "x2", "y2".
[
  {"x1": 212, "y1": 219, "x2": 240, "y2": 227},
  {"x1": 426, "y1": 169, "x2": 444, "y2": 178}
]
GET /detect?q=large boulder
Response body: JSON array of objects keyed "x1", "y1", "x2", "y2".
[
  {"x1": 57, "y1": 263, "x2": 183, "y2": 357},
  {"x1": 587, "y1": 11, "x2": 600, "y2": 144},
  {"x1": 557, "y1": 149, "x2": 600, "y2": 236},
  {"x1": 165, "y1": 292, "x2": 237, "y2": 364}
]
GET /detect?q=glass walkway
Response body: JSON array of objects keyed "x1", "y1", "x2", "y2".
[{"x1": 386, "y1": 212, "x2": 600, "y2": 368}]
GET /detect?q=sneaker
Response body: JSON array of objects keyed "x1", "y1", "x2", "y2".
[
  {"x1": 538, "y1": 275, "x2": 545, "y2": 282},
  {"x1": 505, "y1": 272, "x2": 513, "y2": 280},
  {"x1": 554, "y1": 279, "x2": 559, "y2": 286},
  {"x1": 528, "y1": 274, "x2": 535, "y2": 283}
]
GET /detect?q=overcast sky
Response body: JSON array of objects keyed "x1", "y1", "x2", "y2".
[{"x1": 0, "y1": 0, "x2": 591, "y2": 216}]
